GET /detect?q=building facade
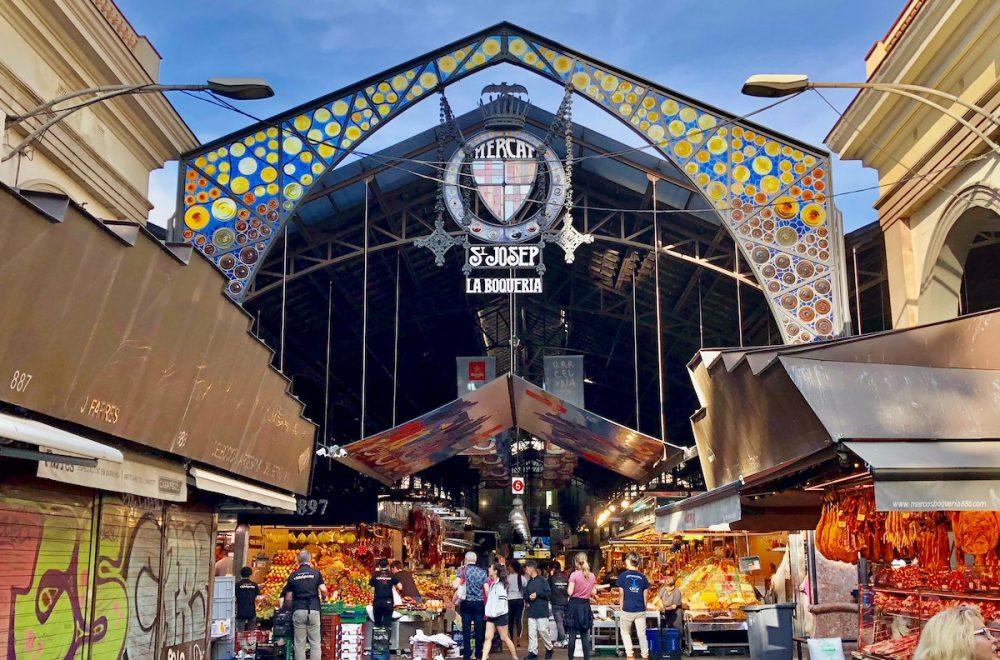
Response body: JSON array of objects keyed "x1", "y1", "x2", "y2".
[
  {"x1": 827, "y1": 0, "x2": 1000, "y2": 328},
  {"x1": 0, "y1": 0, "x2": 195, "y2": 220}
]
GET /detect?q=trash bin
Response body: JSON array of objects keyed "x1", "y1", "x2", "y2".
[
  {"x1": 660, "y1": 627, "x2": 682, "y2": 660},
  {"x1": 646, "y1": 628, "x2": 661, "y2": 656},
  {"x1": 742, "y1": 604, "x2": 795, "y2": 660}
]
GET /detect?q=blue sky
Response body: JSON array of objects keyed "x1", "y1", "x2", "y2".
[{"x1": 122, "y1": 0, "x2": 905, "y2": 232}]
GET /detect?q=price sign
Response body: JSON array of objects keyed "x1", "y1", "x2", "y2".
[{"x1": 511, "y1": 477, "x2": 525, "y2": 494}]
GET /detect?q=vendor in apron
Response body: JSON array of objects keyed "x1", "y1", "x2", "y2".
[{"x1": 657, "y1": 577, "x2": 684, "y2": 630}]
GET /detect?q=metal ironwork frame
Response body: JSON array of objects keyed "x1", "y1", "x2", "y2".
[{"x1": 176, "y1": 22, "x2": 847, "y2": 344}]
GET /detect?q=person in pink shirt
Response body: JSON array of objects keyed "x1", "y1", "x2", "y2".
[{"x1": 565, "y1": 553, "x2": 597, "y2": 660}]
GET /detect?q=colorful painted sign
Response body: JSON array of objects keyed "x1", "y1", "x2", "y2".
[{"x1": 339, "y1": 375, "x2": 679, "y2": 483}]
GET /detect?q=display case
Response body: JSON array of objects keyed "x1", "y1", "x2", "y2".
[{"x1": 857, "y1": 586, "x2": 1000, "y2": 660}]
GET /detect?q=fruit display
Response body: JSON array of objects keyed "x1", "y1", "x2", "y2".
[
  {"x1": 414, "y1": 572, "x2": 454, "y2": 603},
  {"x1": 677, "y1": 558, "x2": 760, "y2": 615}
]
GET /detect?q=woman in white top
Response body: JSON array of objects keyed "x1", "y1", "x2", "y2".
[
  {"x1": 482, "y1": 562, "x2": 520, "y2": 660},
  {"x1": 506, "y1": 560, "x2": 526, "y2": 645}
]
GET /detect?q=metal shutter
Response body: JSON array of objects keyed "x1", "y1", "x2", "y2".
[
  {"x1": 90, "y1": 495, "x2": 166, "y2": 659},
  {"x1": 0, "y1": 480, "x2": 96, "y2": 658},
  {"x1": 158, "y1": 506, "x2": 214, "y2": 659}
]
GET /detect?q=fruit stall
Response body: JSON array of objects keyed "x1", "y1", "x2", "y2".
[
  {"x1": 677, "y1": 556, "x2": 761, "y2": 655},
  {"x1": 814, "y1": 488, "x2": 1000, "y2": 660}
]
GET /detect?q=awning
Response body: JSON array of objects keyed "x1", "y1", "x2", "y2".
[
  {"x1": 190, "y1": 467, "x2": 297, "y2": 511},
  {"x1": 37, "y1": 447, "x2": 187, "y2": 501},
  {"x1": 687, "y1": 309, "x2": 1000, "y2": 490},
  {"x1": 337, "y1": 373, "x2": 686, "y2": 484},
  {"x1": 656, "y1": 482, "x2": 741, "y2": 533},
  {"x1": 0, "y1": 411, "x2": 123, "y2": 463},
  {"x1": 846, "y1": 440, "x2": 1000, "y2": 512},
  {"x1": 656, "y1": 482, "x2": 821, "y2": 533},
  {"x1": 0, "y1": 186, "x2": 316, "y2": 494}
]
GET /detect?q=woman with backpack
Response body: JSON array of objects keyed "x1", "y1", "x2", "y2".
[
  {"x1": 481, "y1": 562, "x2": 520, "y2": 660},
  {"x1": 506, "y1": 559, "x2": 526, "y2": 645}
]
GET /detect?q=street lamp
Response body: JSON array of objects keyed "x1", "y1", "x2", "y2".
[
  {"x1": 2, "y1": 77, "x2": 274, "y2": 163},
  {"x1": 741, "y1": 74, "x2": 1000, "y2": 153}
]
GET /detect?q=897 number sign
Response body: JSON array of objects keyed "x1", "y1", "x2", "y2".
[{"x1": 296, "y1": 498, "x2": 329, "y2": 516}]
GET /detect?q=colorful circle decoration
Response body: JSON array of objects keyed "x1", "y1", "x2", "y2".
[{"x1": 178, "y1": 29, "x2": 840, "y2": 343}]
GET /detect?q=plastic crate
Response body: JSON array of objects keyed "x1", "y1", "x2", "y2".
[{"x1": 234, "y1": 630, "x2": 269, "y2": 653}]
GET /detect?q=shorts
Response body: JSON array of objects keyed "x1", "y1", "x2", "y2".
[{"x1": 488, "y1": 614, "x2": 509, "y2": 626}]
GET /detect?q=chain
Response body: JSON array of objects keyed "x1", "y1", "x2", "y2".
[{"x1": 563, "y1": 84, "x2": 574, "y2": 216}]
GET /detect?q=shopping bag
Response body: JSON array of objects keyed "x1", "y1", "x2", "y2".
[{"x1": 807, "y1": 638, "x2": 846, "y2": 660}]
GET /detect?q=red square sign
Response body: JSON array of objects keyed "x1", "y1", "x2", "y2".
[{"x1": 469, "y1": 360, "x2": 487, "y2": 382}]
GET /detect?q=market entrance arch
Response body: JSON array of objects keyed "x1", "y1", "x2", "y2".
[{"x1": 175, "y1": 23, "x2": 846, "y2": 344}]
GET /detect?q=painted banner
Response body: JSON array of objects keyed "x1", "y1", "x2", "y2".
[
  {"x1": 543, "y1": 355, "x2": 584, "y2": 407},
  {"x1": 457, "y1": 356, "x2": 496, "y2": 396},
  {"x1": 513, "y1": 376, "x2": 678, "y2": 482},
  {"x1": 339, "y1": 375, "x2": 678, "y2": 484},
  {"x1": 338, "y1": 375, "x2": 513, "y2": 484},
  {"x1": 37, "y1": 448, "x2": 188, "y2": 502}
]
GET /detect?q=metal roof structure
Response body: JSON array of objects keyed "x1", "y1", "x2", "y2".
[{"x1": 242, "y1": 102, "x2": 779, "y2": 498}]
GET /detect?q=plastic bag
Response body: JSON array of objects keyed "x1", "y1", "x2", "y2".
[{"x1": 807, "y1": 638, "x2": 845, "y2": 660}]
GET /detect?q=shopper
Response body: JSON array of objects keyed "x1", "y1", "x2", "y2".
[
  {"x1": 370, "y1": 558, "x2": 401, "y2": 629},
  {"x1": 656, "y1": 577, "x2": 684, "y2": 630},
  {"x1": 565, "y1": 552, "x2": 596, "y2": 660},
  {"x1": 390, "y1": 560, "x2": 423, "y2": 603},
  {"x1": 235, "y1": 566, "x2": 260, "y2": 632},
  {"x1": 914, "y1": 605, "x2": 997, "y2": 660},
  {"x1": 214, "y1": 543, "x2": 234, "y2": 577},
  {"x1": 507, "y1": 560, "x2": 526, "y2": 645},
  {"x1": 281, "y1": 550, "x2": 329, "y2": 660},
  {"x1": 548, "y1": 560, "x2": 569, "y2": 647},
  {"x1": 524, "y1": 560, "x2": 553, "y2": 660},
  {"x1": 454, "y1": 551, "x2": 488, "y2": 660},
  {"x1": 616, "y1": 553, "x2": 650, "y2": 660},
  {"x1": 481, "y1": 562, "x2": 520, "y2": 660}
]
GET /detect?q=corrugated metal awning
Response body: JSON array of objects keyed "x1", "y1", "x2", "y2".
[{"x1": 687, "y1": 310, "x2": 1000, "y2": 490}]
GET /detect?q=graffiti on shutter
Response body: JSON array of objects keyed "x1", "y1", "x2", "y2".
[
  {"x1": 0, "y1": 483, "x2": 97, "y2": 658},
  {"x1": 92, "y1": 494, "x2": 166, "y2": 659},
  {"x1": 159, "y1": 506, "x2": 213, "y2": 660}
]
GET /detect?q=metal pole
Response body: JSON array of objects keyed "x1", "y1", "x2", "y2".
[
  {"x1": 361, "y1": 178, "x2": 371, "y2": 439},
  {"x1": 852, "y1": 245, "x2": 862, "y2": 335},
  {"x1": 632, "y1": 266, "x2": 640, "y2": 430},
  {"x1": 323, "y1": 279, "x2": 333, "y2": 447},
  {"x1": 392, "y1": 249, "x2": 401, "y2": 427},
  {"x1": 649, "y1": 175, "x2": 668, "y2": 446},
  {"x1": 735, "y1": 245, "x2": 744, "y2": 347},
  {"x1": 279, "y1": 223, "x2": 288, "y2": 372},
  {"x1": 696, "y1": 243, "x2": 705, "y2": 349}
]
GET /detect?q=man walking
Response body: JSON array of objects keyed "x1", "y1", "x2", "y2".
[
  {"x1": 524, "y1": 560, "x2": 553, "y2": 660},
  {"x1": 548, "y1": 560, "x2": 569, "y2": 647},
  {"x1": 371, "y1": 558, "x2": 401, "y2": 628},
  {"x1": 454, "y1": 551, "x2": 488, "y2": 660},
  {"x1": 281, "y1": 550, "x2": 329, "y2": 660},
  {"x1": 615, "y1": 553, "x2": 651, "y2": 660},
  {"x1": 235, "y1": 566, "x2": 260, "y2": 632}
]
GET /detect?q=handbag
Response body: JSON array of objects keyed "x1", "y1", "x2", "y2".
[{"x1": 453, "y1": 567, "x2": 467, "y2": 606}]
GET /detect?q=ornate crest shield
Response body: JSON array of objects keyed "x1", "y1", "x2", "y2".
[{"x1": 471, "y1": 156, "x2": 537, "y2": 224}]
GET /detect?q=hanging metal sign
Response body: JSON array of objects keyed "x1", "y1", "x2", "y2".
[{"x1": 416, "y1": 83, "x2": 593, "y2": 292}]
